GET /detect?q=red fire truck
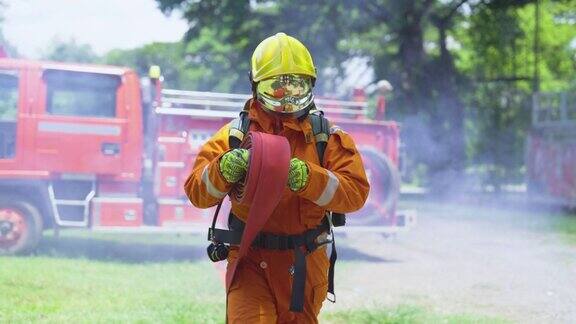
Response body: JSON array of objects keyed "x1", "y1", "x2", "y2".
[
  {"x1": 527, "y1": 91, "x2": 576, "y2": 208},
  {"x1": 0, "y1": 58, "x2": 402, "y2": 255}
]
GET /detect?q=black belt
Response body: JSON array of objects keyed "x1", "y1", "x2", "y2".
[
  {"x1": 209, "y1": 213, "x2": 337, "y2": 312},
  {"x1": 219, "y1": 213, "x2": 330, "y2": 249}
]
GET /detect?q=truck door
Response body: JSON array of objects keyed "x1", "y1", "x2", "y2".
[
  {"x1": 0, "y1": 70, "x2": 19, "y2": 161},
  {"x1": 34, "y1": 69, "x2": 127, "y2": 176}
]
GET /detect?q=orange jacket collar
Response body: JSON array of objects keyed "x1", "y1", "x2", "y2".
[{"x1": 247, "y1": 99, "x2": 312, "y2": 135}]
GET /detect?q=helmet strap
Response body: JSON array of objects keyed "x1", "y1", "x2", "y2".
[{"x1": 249, "y1": 71, "x2": 258, "y2": 98}]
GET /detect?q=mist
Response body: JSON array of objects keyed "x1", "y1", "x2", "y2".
[{"x1": 1, "y1": 1, "x2": 576, "y2": 323}]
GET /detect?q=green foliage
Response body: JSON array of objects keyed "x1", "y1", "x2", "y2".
[
  {"x1": 182, "y1": 27, "x2": 250, "y2": 92},
  {"x1": 102, "y1": 39, "x2": 248, "y2": 91},
  {"x1": 554, "y1": 212, "x2": 576, "y2": 245},
  {"x1": 138, "y1": 0, "x2": 576, "y2": 188},
  {"x1": 0, "y1": 1, "x2": 18, "y2": 58},
  {"x1": 459, "y1": 5, "x2": 531, "y2": 186},
  {"x1": 105, "y1": 42, "x2": 189, "y2": 89},
  {"x1": 457, "y1": 1, "x2": 576, "y2": 189},
  {"x1": 527, "y1": 1, "x2": 576, "y2": 91},
  {"x1": 42, "y1": 38, "x2": 99, "y2": 63},
  {"x1": 156, "y1": 0, "x2": 355, "y2": 93},
  {"x1": 322, "y1": 305, "x2": 509, "y2": 324}
]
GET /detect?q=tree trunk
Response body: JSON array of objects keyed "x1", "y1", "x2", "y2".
[
  {"x1": 428, "y1": 21, "x2": 466, "y2": 193},
  {"x1": 397, "y1": 5, "x2": 430, "y2": 116}
]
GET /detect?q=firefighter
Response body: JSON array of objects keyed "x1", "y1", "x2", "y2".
[
  {"x1": 371, "y1": 79, "x2": 393, "y2": 121},
  {"x1": 184, "y1": 32, "x2": 369, "y2": 323}
]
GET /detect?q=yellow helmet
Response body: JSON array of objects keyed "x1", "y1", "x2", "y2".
[
  {"x1": 251, "y1": 32, "x2": 316, "y2": 82},
  {"x1": 251, "y1": 33, "x2": 316, "y2": 117}
]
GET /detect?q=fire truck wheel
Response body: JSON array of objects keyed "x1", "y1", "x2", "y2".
[
  {"x1": 346, "y1": 147, "x2": 400, "y2": 226},
  {"x1": 0, "y1": 197, "x2": 43, "y2": 255}
]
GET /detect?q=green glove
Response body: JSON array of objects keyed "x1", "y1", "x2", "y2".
[
  {"x1": 288, "y1": 158, "x2": 309, "y2": 192},
  {"x1": 219, "y1": 148, "x2": 249, "y2": 183}
]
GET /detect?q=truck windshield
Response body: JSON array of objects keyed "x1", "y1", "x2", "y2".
[
  {"x1": 0, "y1": 71, "x2": 18, "y2": 159},
  {"x1": 0, "y1": 71, "x2": 18, "y2": 121},
  {"x1": 43, "y1": 70, "x2": 121, "y2": 118}
]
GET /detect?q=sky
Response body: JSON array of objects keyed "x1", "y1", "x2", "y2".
[{"x1": 2, "y1": 0, "x2": 188, "y2": 58}]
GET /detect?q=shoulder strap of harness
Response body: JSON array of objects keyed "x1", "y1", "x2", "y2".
[
  {"x1": 308, "y1": 107, "x2": 330, "y2": 166},
  {"x1": 229, "y1": 108, "x2": 251, "y2": 149},
  {"x1": 308, "y1": 108, "x2": 346, "y2": 226},
  {"x1": 308, "y1": 106, "x2": 342, "y2": 304}
]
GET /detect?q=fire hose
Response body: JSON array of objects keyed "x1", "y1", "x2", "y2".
[{"x1": 225, "y1": 131, "x2": 291, "y2": 291}]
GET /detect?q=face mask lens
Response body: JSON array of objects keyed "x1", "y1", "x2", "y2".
[{"x1": 256, "y1": 74, "x2": 313, "y2": 114}]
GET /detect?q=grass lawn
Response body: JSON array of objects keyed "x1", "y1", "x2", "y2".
[
  {"x1": 324, "y1": 306, "x2": 509, "y2": 324},
  {"x1": 554, "y1": 212, "x2": 576, "y2": 245},
  {"x1": 1, "y1": 232, "x2": 225, "y2": 323},
  {"x1": 0, "y1": 257, "x2": 224, "y2": 323},
  {"x1": 0, "y1": 230, "x2": 508, "y2": 323}
]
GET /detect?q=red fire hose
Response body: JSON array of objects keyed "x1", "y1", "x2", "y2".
[{"x1": 225, "y1": 131, "x2": 291, "y2": 291}]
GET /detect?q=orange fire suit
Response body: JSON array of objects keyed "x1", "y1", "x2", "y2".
[{"x1": 184, "y1": 100, "x2": 369, "y2": 323}]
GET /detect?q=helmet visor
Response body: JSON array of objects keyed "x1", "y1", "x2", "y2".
[{"x1": 256, "y1": 74, "x2": 313, "y2": 115}]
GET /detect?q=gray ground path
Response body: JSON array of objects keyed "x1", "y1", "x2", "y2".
[{"x1": 324, "y1": 199, "x2": 576, "y2": 323}]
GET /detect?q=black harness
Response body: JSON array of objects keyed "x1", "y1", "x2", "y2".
[{"x1": 207, "y1": 106, "x2": 345, "y2": 312}]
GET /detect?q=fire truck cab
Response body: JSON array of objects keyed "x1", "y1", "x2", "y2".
[
  {"x1": 527, "y1": 91, "x2": 576, "y2": 208},
  {"x1": 0, "y1": 58, "x2": 402, "y2": 255},
  {"x1": 0, "y1": 59, "x2": 145, "y2": 253}
]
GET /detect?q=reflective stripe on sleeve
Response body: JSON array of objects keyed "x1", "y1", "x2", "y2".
[
  {"x1": 314, "y1": 170, "x2": 340, "y2": 206},
  {"x1": 201, "y1": 165, "x2": 227, "y2": 199}
]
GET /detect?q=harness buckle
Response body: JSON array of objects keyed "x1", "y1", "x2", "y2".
[
  {"x1": 207, "y1": 228, "x2": 215, "y2": 241},
  {"x1": 315, "y1": 231, "x2": 333, "y2": 246}
]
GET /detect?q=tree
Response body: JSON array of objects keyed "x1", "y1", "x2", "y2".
[
  {"x1": 0, "y1": 1, "x2": 18, "y2": 57},
  {"x1": 105, "y1": 42, "x2": 190, "y2": 89},
  {"x1": 153, "y1": 0, "x2": 476, "y2": 190},
  {"x1": 154, "y1": 0, "x2": 576, "y2": 191},
  {"x1": 155, "y1": 0, "x2": 356, "y2": 93},
  {"x1": 458, "y1": 0, "x2": 576, "y2": 189},
  {"x1": 42, "y1": 38, "x2": 99, "y2": 63}
]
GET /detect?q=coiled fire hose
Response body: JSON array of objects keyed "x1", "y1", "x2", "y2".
[{"x1": 225, "y1": 131, "x2": 291, "y2": 293}]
